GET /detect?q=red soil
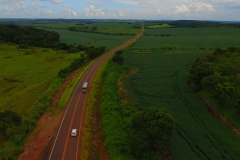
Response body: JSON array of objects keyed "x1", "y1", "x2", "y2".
[
  {"x1": 18, "y1": 66, "x2": 108, "y2": 160},
  {"x1": 18, "y1": 68, "x2": 82, "y2": 160}
]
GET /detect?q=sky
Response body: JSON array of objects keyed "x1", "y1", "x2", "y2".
[{"x1": 0, "y1": 0, "x2": 240, "y2": 21}]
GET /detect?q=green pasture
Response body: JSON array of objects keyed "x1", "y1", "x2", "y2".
[
  {"x1": 46, "y1": 29, "x2": 133, "y2": 50},
  {"x1": 146, "y1": 24, "x2": 172, "y2": 28},
  {"x1": 122, "y1": 29, "x2": 240, "y2": 159},
  {"x1": 139, "y1": 28, "x2": 240, "y2": 49},
  {"x1": 0, "y1": 43, "x2": 81, "y2": 117}
]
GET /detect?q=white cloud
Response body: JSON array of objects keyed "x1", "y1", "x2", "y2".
[
  {"x1": 3, "y1": 6, "x2": 14, "y2": 15},
  {"x1": 0, "y1": 0, "x2": 239, "y2": 20},
  {"x1": 174, "y1": 5, "x2": 190, "y2": 14},
  {"x1": 62, "y1": 6, "x2": 77, "y2": 17},
  {"x1": 15, "y1": 1, "x2": 27, "y2": 10},
  {"x1": 0, "y1": 0, "x2": 66, "y2": 18},
  {"x1": 118, "y1": 11, "x2": 124, "y2": 16},
  {"x1": 0, "y1": 0, "x2": 22, "y2": 4},
  {"x1": 92, "y1": 5, "x2": 105, "y2": 16},
  {"x1": 49, "y1": 0, "x2": 61, "y2": 3},
  {"x1": 42, "y1": 8, "x2": 52, "y2": 15},
  {"x1": 72, "y1": 11, "x2": 77, "y2": 16},
  {"x1": 40, "y1": 0, "x2": 62, "y2": 4},
  {"x1": 192, "y1": 2, "x2": 215, "y2": 12},
  {"x1": 156, "y1": 8, "x2": 161, "y2": 15},
  {"x1": 84, "y1": 8, "x2": 93, "y2": 17},
  {"x1": 84, "y1": 5, "x2": 125, "y2": 18},
  {"x1": 1, "y1": 0, "x2": 27, "y2": 16},
  {"x1": 105, "y1": 0, "x2": 154, "y2": 7}
]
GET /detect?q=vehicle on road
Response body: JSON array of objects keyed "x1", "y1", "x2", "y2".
[
  {"x1": 82, "y1": 82, "x2": 88, "y2": 93},
  {"x1": 71, "y1": 129, "x2": 77, "y2": 136}
]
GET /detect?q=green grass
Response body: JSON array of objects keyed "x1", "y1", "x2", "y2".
[
  {"x1": 0, "y1": 43, "x2": 84, "y2": 159},
  {"x1": 122, "y1": 28, "x2": 240, "y2": 160},
  {"x1": 0, "y1": 43, "x2": 81, "y2": 117},
  {"x1": 146, "y1": 24, "x2": 172, "y2": 28},
  {"x1": 100, "y1": 62, "x2": 135, "y2": 160}
]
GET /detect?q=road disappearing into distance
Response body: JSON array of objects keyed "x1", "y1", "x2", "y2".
[{"x1": 48, "y1": 24, "x2": 144, "y2": 160}]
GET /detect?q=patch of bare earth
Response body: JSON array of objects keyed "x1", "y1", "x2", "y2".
[{"x1": 18, "y1": 68, "x2": 82, "y2": 160}]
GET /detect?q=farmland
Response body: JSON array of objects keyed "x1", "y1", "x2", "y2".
[
  {"x1": 121, "y1": 27, "x2": 240, "y2": 159},
  {"x1": 45, "y1": 29, "x2": 134, "y2": 49},
  {"x1": 0, "y1": 44, "x2": 81, "y2": 116},
  {"x1": 0, "y1": 20, "x2": 142, "y2": 114},
  {"x1": 22, "y1": 20, "x2": 142, "y2": 50},
  {"x1": 142, "y1": 27, "x2": 240, "y2": 49},
  {"x1": 1, "y1": 19, "x2": 240, "y2": 159},
  {"x1": 146, "y1": 24, "x2": 172, "y2": 28},
  {"x1": 0, "y1": 20, "x2": 142, "y2": 159}
]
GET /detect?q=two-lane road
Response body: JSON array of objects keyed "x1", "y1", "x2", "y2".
[{"x1": 48, "y1": 24, "x2": 144, "y2": 160}]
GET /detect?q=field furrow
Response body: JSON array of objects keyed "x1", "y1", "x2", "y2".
[{"x1": 123, "y1": 28, "x2": 240, "y2": 159}]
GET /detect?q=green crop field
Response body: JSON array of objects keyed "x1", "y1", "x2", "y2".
[
  {"x1": 45, "y1": 29, "x2": 134, "y2": 50},
  {"x1": 141, "y1": 28, "x2": 240, "y2": 49},
  {"x1": 0, "y1": 43, "x2": 81, "y2": 117},
  {"x1": 122, "y1": 27, "x2": 240, "y2": 159},
  {"x1": 31, "y1": 22, "x2": 79, "y2": 29},
  {"x1": 18, "y1": 20, "x2": 141, "y2": 50},
  {"x1": 29, "y1": 21, "x2": 141, "y2": 34}
]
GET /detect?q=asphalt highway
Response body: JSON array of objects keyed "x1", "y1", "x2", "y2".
[{"x1": 48, "y1": 24, "x2": 144, "y2": 160}]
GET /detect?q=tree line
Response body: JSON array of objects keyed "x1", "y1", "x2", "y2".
[
  {"x1": 144, "y1": 20, "x2": 240, "y2": 28},
  {"x1": 189, "y1": 47, "x2": 240, "y2": 118},
  {"x1": 99, "y1": 59, "x2": 175, "y2": 159},
  {"x1": 0, "y1": 24, "x2": 107, "y2": 54},
  {"x1": 68, "y1": 26, "x2": 135, "y2": 35},
  {"x1": 58, "y1": 46, "x2": 106, "y2": 78},
  {"x1": 0, "y1": 24, "x2": 59, "y2": 48}
]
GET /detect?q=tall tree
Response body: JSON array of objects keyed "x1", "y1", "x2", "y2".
[
  {"x1": 0, "y1": 110, "x2": 21, "y2": 138},
  {"x1": 213, "y1": 82, "x2": 235, "y2": 107},
  {"x1": 130, "y1": 106, "x2": 175, "y2": 157}
]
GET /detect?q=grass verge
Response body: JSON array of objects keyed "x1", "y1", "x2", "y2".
[{"x1": 81, "y1": 54, "x2": 113, "y2": 160}]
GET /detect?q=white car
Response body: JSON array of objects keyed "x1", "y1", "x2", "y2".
[{"x1": 71, "y1": 129, "x2": 77, "y2": 136}]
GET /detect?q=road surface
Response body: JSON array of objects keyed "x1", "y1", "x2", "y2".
[{"x1": 48, "y1": 24, "x2": 144, "y2": 160}]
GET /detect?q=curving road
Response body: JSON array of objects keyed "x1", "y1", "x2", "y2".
[{"x1": 48, "y1": 24, "x2": 144, "y2": 160}]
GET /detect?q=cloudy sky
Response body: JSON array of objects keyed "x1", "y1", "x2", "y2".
[{"x1": 0, "y1": 0, "x2": 239, "y2": 21}]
